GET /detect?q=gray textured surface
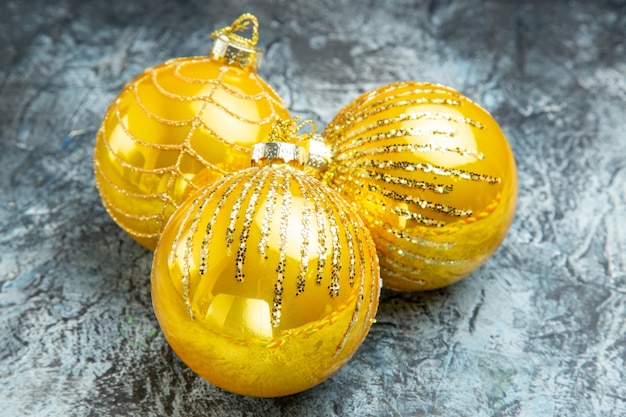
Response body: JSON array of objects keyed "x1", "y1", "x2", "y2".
[{"x1": 1, "y1": 0, "x2": 626, "y2": 416}]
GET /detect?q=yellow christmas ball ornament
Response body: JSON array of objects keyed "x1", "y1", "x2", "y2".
[
  {"x1": 322, "y1": 82, "x2": 517, "y2": 291},
  {"x1": 151, "y1": 119, "x2": 381, "y2": 397},
  {"x1": 94, "y1": 14, "x2": 291, "y2": 249}
]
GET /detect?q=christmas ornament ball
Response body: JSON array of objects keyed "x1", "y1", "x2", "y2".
[
  {"x1": 94, "y1": 14, "x2": 290, "y2": 249},
  {"x1": 151, "y1": 139, "x2": 381, "y2": 397},
  {"x1": 322, "y1": 82, "x2": 517, "y2": 291}
]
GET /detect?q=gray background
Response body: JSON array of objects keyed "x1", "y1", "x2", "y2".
[{"x1": 1, "y1": 0, "x2": 626, "y2": 416}]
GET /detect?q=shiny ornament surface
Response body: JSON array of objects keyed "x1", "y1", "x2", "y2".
[
  {"x1": 93, "y1": 14, "x2": 290, "y2": 249},
  {"x1": 323, "y1": 82, "x2": 517, "y2": 291},
  {"x1": 151, "y1": 143, "x2": 380, "y2": 397}
]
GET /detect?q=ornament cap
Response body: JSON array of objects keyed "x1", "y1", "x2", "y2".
[
  {"x1": 305, "y1": 134, "x2": 331, "y2": 169},
  {"x1": 210, "y1": 14, "x2": 263, "y2": 70},
  {"x1": 251, "y1": 141, "x2": 307, "y2": 167}
]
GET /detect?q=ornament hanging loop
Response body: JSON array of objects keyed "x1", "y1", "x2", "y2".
[
  {"x1": 295, "y1": 118, "x2": 317, "y2": 141},
  {"x1": 267, "y1": 117, "x2": 316, "y2": 143},
  {"x1": 210, "y1": 13, "x2": 262, "y2": 70},
  {"x1": 211, "y1": 13, "x2": 259, "y2": 47}
]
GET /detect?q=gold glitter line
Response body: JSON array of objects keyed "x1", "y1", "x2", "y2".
[
  {"x1": 380, "y1": 266, "x2": 426, "y2": 287},
  {"x1": 234, "y1": 167, "x2": 270, "y2": 282},
  {"x1": 336, "y1": 111, "x2": 459, "y2": 148},
  {"x1": 112, "y1": 105, "x2": 186, "y2": 150},
  {"x1": 355, "y1": 169, "x2": 453, "y2": 194},
  {"x1": 258, "y1": 169, "x2": 280, "y2": 259},
  {"x1": 379, "y1": 236, "x2": 473, "y2": 266},
  {"x1": 271, "y1": 168, "x2": 292, "y2": 328},
  {"x1": 358, "y1": 194, "x2": 447, "y2": 230},
  {"x1": 226, "y1": 171, "x2": 256, "y2": 252},
  {"x1": 328, "y1": 191, "x2": 356, "y2": 288},
  {"x1": 98, "y1": 127, "x2": 179, "y2": 174},
  {"x1": 172, "y1": 174, "x2": 232, "y2": 267},
  {"x1": 358, "y1": 160, "x2": 502, "y2": 184},
  {"x1": 300, "y1": 174, "x2": 328, "y2": 286},
  {"x1": 194, "y1": 120, "x2": 251, "y2": 154},
  {"x1": 149, "y1": 66, "x2": 281, "y2": 125},
  {"x1": 331, "y1": 111, "x2": 485, "y2": 147},
  {"x1": 292, "y1": 173, "x2": 313, "y2": 296},
  {"x1": 181, "y1": 233, "x2": 195, "y2": 318},
  {"x1": 178, "y1": 143, "x2": 229, "y2": 175},
  {"x1": 173, "y1": 59, "x2": 286, "y2": 106},
  {"x1": 98, "y1": 191, "x2": 162, "y2": 222},
  {"x1": 335, "y1": 201, "x2": 380, "y2": 357},
  {"x1": 366, "y1": 183, "x2": 472, "y2": 217},
  {"x1": 181, "y1": 192, "x2": 215, "y2": 319},
  {"x1": 335, "y1": 142, "x2": 484, "y2": 162},
  {"x1": 149, "y1": 66, "x2": 216, "y2": 103},
  {"x1": 98, "y1": 197, "x2": 160, "y2": 239},
  {"x1": 133, "y1": 79, "x2": 197, "y2": 126},
  {"x1": 379, "y1": 254, "x2": 424, "y2": 278},
  {"x1": 332, "y1": 84, "x2": 477, "y2": 127},
  {"x1": 302, "y1": 176, "x2": 341, "y2": 297},
  {"x1": 174, "y1": 180, "x2": 226, "y2": 317},
  {"x1": 325, "y1": 189, "x2": 364, "y2": 356},
  {"x1": 344, "y1": 86, "x2": 463, "y2": 123},
  {"x1": 390, "y1": 205, "x2": 446, "y2": 227},
  {"x1": 337, "y1": 112, "x2": 457, "y2": 144},
  {"x1": 382, "y1": 224, "x2": 455, "y2": 249},
  {"x1": 199, "y1": 169, "x2": 253, "y2": 275},
  {"x1": 93, "y1": 154, "x2": 175, "y2": 203}
]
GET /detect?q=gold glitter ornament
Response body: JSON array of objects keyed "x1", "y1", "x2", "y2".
[
  {"x1": 94, "y1": 14, "x2": 290, "y2": 249},
  {"x1": 322, "y1": 82, "x2": 517, "y2": 291},
  {"x1": 151, "y1": 119, "x2": 381, "y2": 397}
]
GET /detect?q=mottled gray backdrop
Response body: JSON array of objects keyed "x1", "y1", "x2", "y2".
[{"x1": 1, "y1": 1, "x2": 626, "y2": 416}]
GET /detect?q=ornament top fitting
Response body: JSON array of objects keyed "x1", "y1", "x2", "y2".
[
  {"x1": 210, "y1": 13, "x2": 263, "y2": 70},
  {"x1": 251, "y1": 118, "x2": 317, "y2": 168}
]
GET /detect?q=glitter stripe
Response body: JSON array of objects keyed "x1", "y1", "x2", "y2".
[
  {"x1": 94, "y1": 157, "x2": 173, "y2": 203},
  {"x1": 292, "y1": 174, "x2": 313, "y2": 296},
  {"x1": 345, "y1": 87, "x2": 463, "y2": 126},
  {"x1": 169, "y1": 179, "x2": 227, "y2": 266},
  {"x1": 258, "y1": 169, "x2": 280, "y2": 259},
  {"x1": 366, "y1": 182, "x2": 472, "y2": 217},
  {"x1": 380, "y1": 237, "x2": 473, "y2": 266},
  {"x1": 174, "y1": 179, "x2": 231, "y2": 317},
  {"x1": 271, "y1": 169, "x2": 292, "y2": 327},
  {"x1": 338, "y1": 111, "x2": 457, "y2": 144},
  {"x1": 173, "y1": 59, "x2": 287, "y2": 109},
  {"x1": 379, "y1": 254, "x2": 424, "y2": 279},
  {"x1": 358, "y1": 160, "x2": 502, "y2": 184},
  {"x1": 391, "y1": 206, "x2": 446, "y2": 227},
  {"x1": 113, "y1": 104, "x2": 187, "y2": 150},
  {"x1": 181, "y1": 194, "x2": 213, "y2": 319},
  {"x1": 226, "y1": 171, "x2": 257, "y2": 252},
  {"x1": 98, "y1": 125, "x2": 178, "y2": 174},
  {"x1": 134, "y1": 77, "x2": 197, "y2": 125},
  {"x1": 383, "y1": 225, "x2": 455, "y2": 249},
  {"x1": 301, "y1": 174, "x2": 328, "y2": 285},
  {"x1": 97, "y1": 197, "x2": 160, "y2": 240},
  {"x1": 338, "y1": 110, "x2": 484, "y2": 149},
  {"x1": 339, "y1": 124, "x2": 456, "y2": 152},
  {"x1": 335, "y1": 142, "x2": 484, "y2": 162},
  {"x1": 326, "y1": 202, "x2": 342, "y2": 296},
  {"x1": 328, "y1": 191, "x2": 356, "y2": 288},
  {"x1": 380, "y1": 266, "x2": 426, "y2": 287},
  {"x1": 324, "y1": 187, "x2": 366, "y2": 357},
  {"x1": 199, "y1": 169, "x2": 252, "y2": 275},
  {"x1": 302, "y1": 176, "x2": 341, "y2": 296},
  {"x1": 151, "y1": 66, "x2": 281, "y2": 125},
  {"x1": 234, "y1": 168, "x2": 270, "y2": 282},
  {"x1": 356, "y1": 169, "x2": 453, "y2": 194}
]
